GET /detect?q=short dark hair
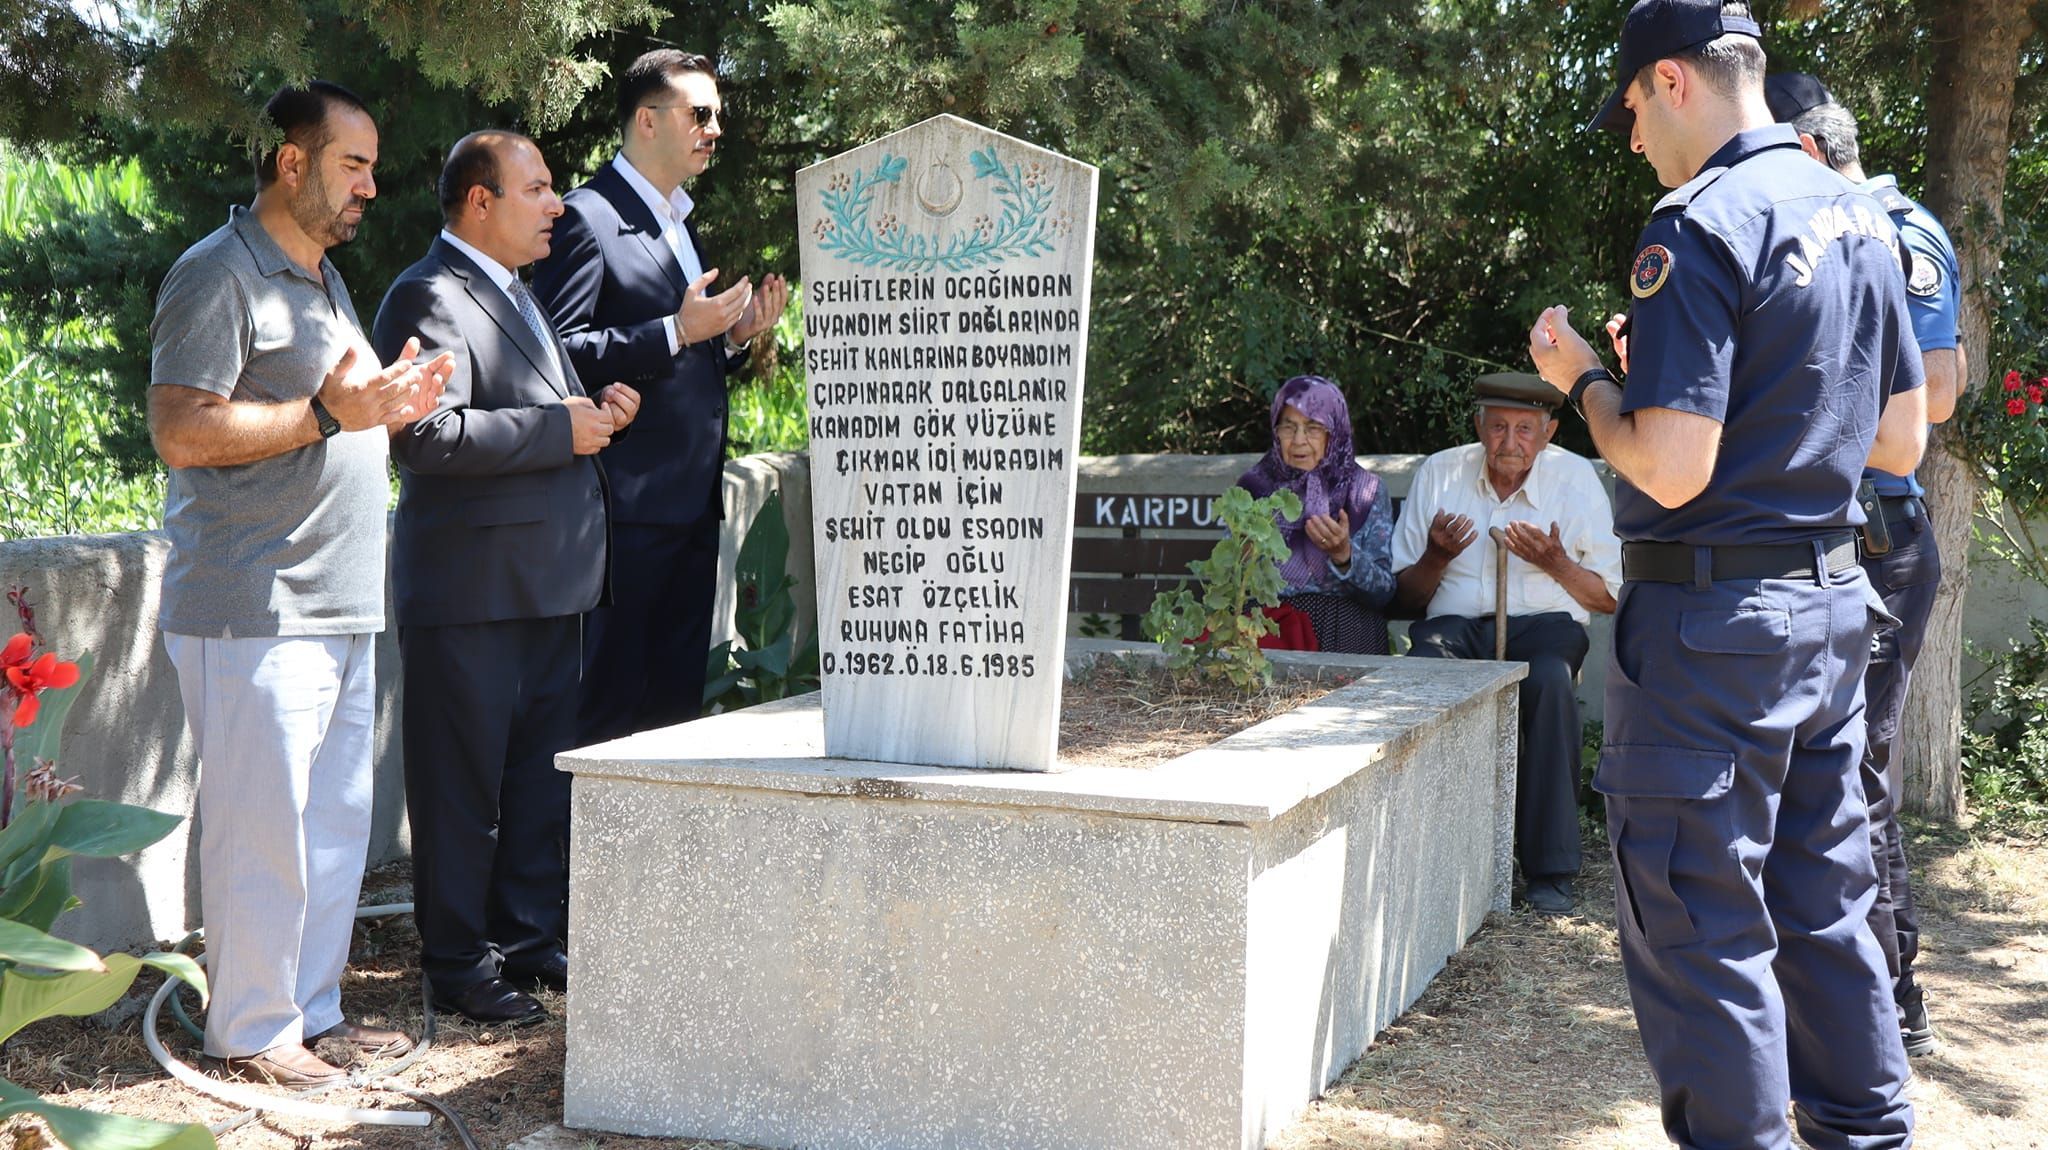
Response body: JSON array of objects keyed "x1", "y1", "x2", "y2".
[
  {"x1": 1792, "y1": 102, "x2": 1862, "y2": 171},
  {"x1": 1631, "y1": 3, "x2": 1766, "y2": 105},
  {"x1": 617, "y1": 49, "x2": 715, "y2": 129},
  {"x1": 437, "y1": 130, "x2": 536, "y2": 224},
  {"x1": 254, "y1": 80, "x2": 371, "y2": 189}
]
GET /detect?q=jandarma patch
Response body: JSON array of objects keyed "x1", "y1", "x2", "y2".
[
  {"x1": 1907, "y1": 257, "x2": 1942, "y2": 298},
  {"x1": 1631, "y1": 245, "x2": 1673, "y2": 298}
]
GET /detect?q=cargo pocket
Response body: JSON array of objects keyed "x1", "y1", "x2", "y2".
[
  {"x1": 1595, "y1": 744, "x2": 1735, "y2": 948},
  {"x1": 1678, "y1": 607, "x2": 1789, "y2": 655}
]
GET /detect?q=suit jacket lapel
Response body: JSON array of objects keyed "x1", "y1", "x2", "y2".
[
  {"x1": 593, "y1": 166, "x2": 688, "y2": 298},
  {"x1": 433, "y1": 238, "x2": 571, "y2": 400}
]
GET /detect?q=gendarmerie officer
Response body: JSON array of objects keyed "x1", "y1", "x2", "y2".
[
  {"x1": 1527, "y1": 3, "x2": 1927, "y2": 1147},
  {"x1": 1768, "y1": 71, "x2": 1963, "y2": 1058}
]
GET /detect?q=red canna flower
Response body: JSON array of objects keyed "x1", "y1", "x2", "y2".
[
  {"x1": 2009, "y1": 370, "x2": 2027, "y2": 392},
  {"x1": 2009, "y1": 396, "x2": 2029, "y2": 417},
  {"x1": 1, "y1": 633, "x2": 29, "y2": 670},
  {"x1": 6, "y1": 651, "x2": 80, "y2": 728}
]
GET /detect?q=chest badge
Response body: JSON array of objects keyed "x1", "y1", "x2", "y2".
[{"x1": 1631, "y1": 244, "x2": 1673, "y2": 299}]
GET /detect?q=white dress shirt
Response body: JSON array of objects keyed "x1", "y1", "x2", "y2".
[
  {"x1": 1391, "y1": 443, "x2": 1623, "y2": 625},
  {"x1": 438, "y1": 228, "x2": 560, "y2": 378},
  {"x1": 611, "y1": 154, "x2": 700, "y2": 356}
]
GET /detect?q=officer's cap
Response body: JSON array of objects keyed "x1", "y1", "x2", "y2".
[
  {"x1": 1473, "y1": 372, "x2": 1561, "y2": 414},
  {"x1": 1764, "y1": 72, "x2": 1834, "y2": 122},
  {"x1": 1588, "y1": 0, "x2": 1764, "y2": 133}
]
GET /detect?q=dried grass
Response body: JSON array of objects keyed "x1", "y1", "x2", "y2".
[{"x1": 1057, "y1": 657, "x2": 1334, "y2": 768}]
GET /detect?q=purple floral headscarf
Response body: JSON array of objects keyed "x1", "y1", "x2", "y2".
[{"x1": 1237, "y1": 375, "x2": 1382, "y2": 588}]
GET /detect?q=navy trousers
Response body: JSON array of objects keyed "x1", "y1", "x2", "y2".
[
  {"x1": 400, "y1": 615, "x2": 579, "y2": 994},
  {"x1": 1860, "y1": 505, "x2": 1940, "y2": 1000},
  {"x1": 1598, "y1": 566, "x2": 1912, "y2": 1150},
  {"x1": 579, "y1": 518, "x2": 722, "y2": 744},
  {"x1": 1408, "y1": 612, "x2": 1587, "y2": 879}
]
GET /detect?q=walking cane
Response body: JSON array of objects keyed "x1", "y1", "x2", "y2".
[{"x1": 1488, "y1": 526, "x2": 1508, "y2": 660}]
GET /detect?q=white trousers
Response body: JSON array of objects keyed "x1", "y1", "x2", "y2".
[{"x1": 164, "y1": 632, "x2": 376, "y2": 1059}]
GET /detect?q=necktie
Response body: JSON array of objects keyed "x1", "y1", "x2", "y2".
[{"x1": 508, "y1": 279, "x2": 562, "y2": 380}]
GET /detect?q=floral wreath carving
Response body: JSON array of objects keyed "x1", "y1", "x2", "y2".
[{"x1": 813, "y1": 146, "x2": 1072, "y2": 272}]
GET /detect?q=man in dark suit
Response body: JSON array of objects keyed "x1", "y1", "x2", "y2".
[
  {"x1": 373, "y1": 131, "x2": 639, "y2": 1025},
  {"x1": 532, "y1": 48, "x2": 787, "y2": 743}
]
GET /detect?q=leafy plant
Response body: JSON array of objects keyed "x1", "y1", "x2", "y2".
[
  {"x1": 1141, "y1": 487, "x2": 1302, "y2": 692},
  {"x1": 703, "y1": 490, "x2": 820, "y2": 712},
  {"x1": 0, "y1": 589, "x2": 213, "y2": 1149}
]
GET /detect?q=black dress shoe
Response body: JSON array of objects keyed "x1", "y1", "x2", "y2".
[
  {"x1": 1523, "y1": 876, "x2": 1576, "y2": 915},
  {"x1": 431, "y1": 977, "x2": 547, "y2": 1026},
  {"x1": 503, "y1": 950, "x2": 568, "y2": 994}
]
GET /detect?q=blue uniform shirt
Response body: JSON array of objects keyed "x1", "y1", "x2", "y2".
[
  {"x1": 1861, "y1": 174, "x2": 1962, "y2": 499},
  {"x1": 1616, "y1": 125, "x2": 1925, "y2": 545}
]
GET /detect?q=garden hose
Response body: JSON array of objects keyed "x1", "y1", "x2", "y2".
[{"x1": 141, "y1": 901, "x2": 483, "y2": 1147}]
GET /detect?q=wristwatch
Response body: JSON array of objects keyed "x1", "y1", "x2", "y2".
[
  {"x1": 310, "y1": 397, "x2": 342, "y2": 439},
  {"x1": 1568, "y1": 368, "x2": 1617, "y2": 420}
]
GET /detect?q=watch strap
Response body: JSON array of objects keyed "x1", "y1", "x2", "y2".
[
  {"x1": 310, "y1": 396, "x2": 342, "y2": 439},
  {"x1": 1569, "y1": 368, "x2": 1616, "y2": 418}
]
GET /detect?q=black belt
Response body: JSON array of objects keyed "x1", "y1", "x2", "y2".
[
  {"x1": 1877, "y1": 494, "x2": 1924, "y2": 527},
  {"x1": 1621, "y1": 533, "x2": 1861, "y2": 584}
]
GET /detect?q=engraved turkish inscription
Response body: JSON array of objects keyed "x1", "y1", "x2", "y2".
[{"x1": 796, "y1": 115, "x2": 1097, "y2": 771}]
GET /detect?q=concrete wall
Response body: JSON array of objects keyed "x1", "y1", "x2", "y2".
[
  {"x1": 6, "y1": 447, "x2": 2033, "y2": 949},
  {"x1": 0, "y1": 453, "x2": 812, "y2": 951},
  {"x1": 1072, "y1": 453, "x2": 2046, "y2": 727}
]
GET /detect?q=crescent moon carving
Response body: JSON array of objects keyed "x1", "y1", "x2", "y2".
[{"x1": 916, "y1": 161, "x2": 964, "y2": 217}]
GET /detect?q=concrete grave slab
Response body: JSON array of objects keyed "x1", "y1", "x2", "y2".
[{"x1": 557, "y1": 641, "x2": 1523, "y2": 1150}]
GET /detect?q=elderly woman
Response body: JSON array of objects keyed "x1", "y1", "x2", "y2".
[{"x1": 1236, "y1": 375, "x2": 1397, "y2": 654}]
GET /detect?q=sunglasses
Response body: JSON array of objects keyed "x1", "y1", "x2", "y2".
[{"x1": 645, "y1": 103, "x2": 726, "y2": 128}]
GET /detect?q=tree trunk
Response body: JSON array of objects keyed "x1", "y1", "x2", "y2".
[{"x1": 1902, "y1": 0, "x2": 2037, "y2": 816}]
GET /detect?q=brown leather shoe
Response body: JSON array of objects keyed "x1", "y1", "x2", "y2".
[
  {"x1": 206, "y1": 1043, "x2": 345, "y2": 1087},
  {"x1": 308, "y1": 1019, "x2": 415, "y2": 1058}
]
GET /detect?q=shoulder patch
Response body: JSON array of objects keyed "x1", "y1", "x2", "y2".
[
  {"x1": 1907, "y1": 255, "x2": 1943, "y2": 298},
  {"x1": 1631, "y1": 245, "x2": 1673, "y2": 299},
  {"x1": 1869, "y1": 184, "x2": 1915, "y2": 218},
  {"x1": 1652, "y1": 165, "x2": 1730, "y2": 217}
]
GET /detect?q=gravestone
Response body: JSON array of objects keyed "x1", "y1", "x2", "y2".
[{"x1": 796, "y1": 115, "x2": 1097, "y2": 771}]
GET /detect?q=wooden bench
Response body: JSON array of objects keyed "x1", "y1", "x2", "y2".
[{"x1": 1069, "y1": 490, "x2": 1406, "y2": 639}]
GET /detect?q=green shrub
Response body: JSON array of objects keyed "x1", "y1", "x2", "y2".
[
  {"x1": 726, "y1": 286, "x2": 808, "y2": 459},
  {"x1": 1961, "y1": 619, "x2": 2048, "y2": 834},
  {"x1": 0, "y1": 147, "x2": 165, "y2": 539},
  {"x1": 703, "y1": 490, "x2": 820, "y2": 712}
]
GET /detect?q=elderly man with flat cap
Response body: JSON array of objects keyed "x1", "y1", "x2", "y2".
[{"x1": 1392, "y1": 372, "x2": 1621, "y2": 913}]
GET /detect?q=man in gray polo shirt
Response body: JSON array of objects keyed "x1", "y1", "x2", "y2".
[{"x1": 149, "y1": 81, "x2": 452, "y2": 1087}]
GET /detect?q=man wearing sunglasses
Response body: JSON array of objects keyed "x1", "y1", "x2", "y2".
[{"x1": 533, "y1": 49, "x2": 788, "y2": 744}]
